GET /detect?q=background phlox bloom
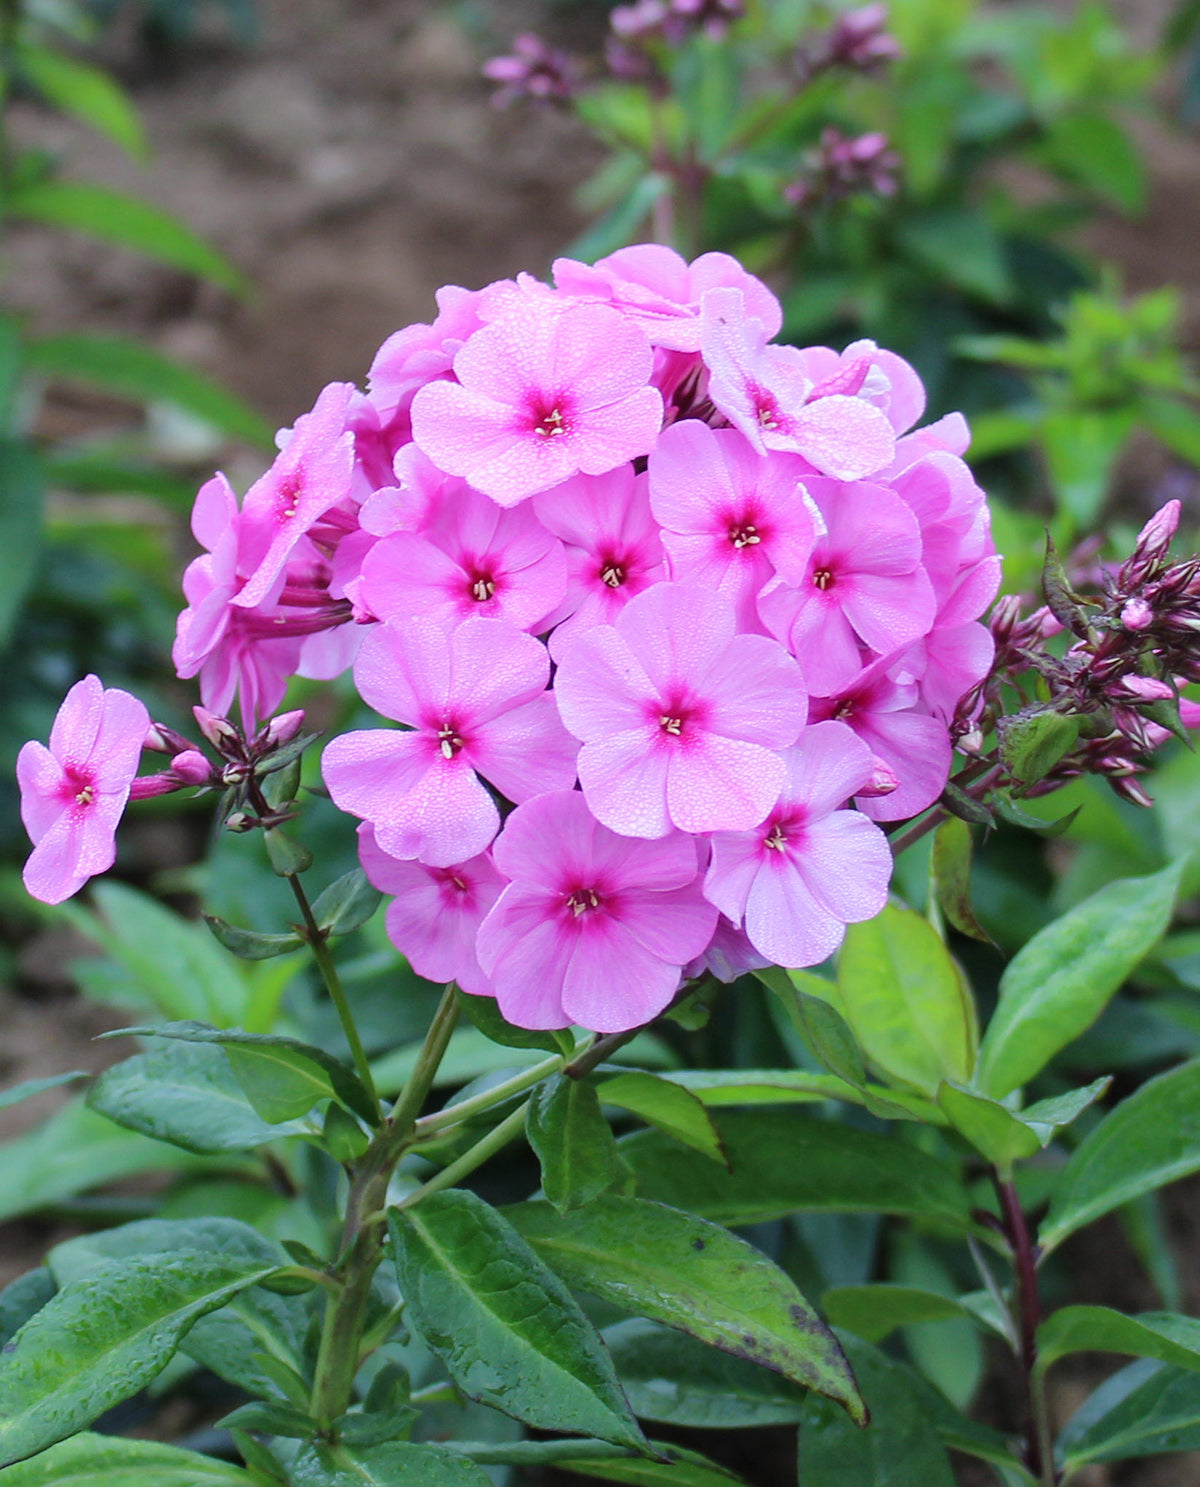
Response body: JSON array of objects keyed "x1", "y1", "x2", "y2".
[
  {"x1": 704, "y1": 720, "x2": 892, "y2": 966},
  {"x1": 554, "y1": 582, "x2": 807, "y2": 838},
  {"x1": 17, "y1": 675, "x2": 149, "y2": 904},
  {"x1": 476, "y1": 790, "x2": 718, "y2": 1032}
]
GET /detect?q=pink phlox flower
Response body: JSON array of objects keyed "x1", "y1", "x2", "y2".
[
  {"x1": 648, "y1": 420, "x2": 818, "y2": 632},
  {"x1": 367, "y1": 283, "x2": 486, "y2": 426},
  {"x1": 357, "y1": 825, "x2": 502, "y2": 995},
  {"x1": 685, "y1": 914, "x2": 770, "y2": 983},
  {"x1": 534, "y1": 466, "x2": 666, "y2": 656},
  {"x1": 554, "y1": 581, "x2": 807, "y2": 838},
  {"x1": 321, "y1": 616, "x2": 578, "y2": 866},
  {"x1": 233, "y1": 382, "x2": 357, "y2": 610},
  {"x1": 358, "y1": 446, "x2": 462, "y2": 539},
  {"x1": 885, "y1": 412, "x2": 971, "y2": 476},
  {"x1": 809, "y1": 650, "x2": 951, "y2": 822},
  {"x1": 700, "y1": 288, "x2": 895, "y2": 480},
  {"x1": 757, "y1": 475, "x2": 936, "y2": 697},
  {"x1": 358, "y1": 484, "x2": 567, "y2": 632},
  {"x1": 17, "y1": 674, "x2": 150, "y2": 904},
  {"x1": 792, "y1": 339, "x2": 926, "y2": 434},
  {"x1": 704, "y1": 721, "x2": 892, "y2": 968},
  {"x1": 410, "y1": 298, "x2": 664, "y2": 506},
  {"x1": 890, "y1": 452, "x2": 994, "y2": 606},
  {"x1": 298, "y1": 623, "x2": 364, "y2": 682},
  {"x1": 552, "y1": 244, "x2": 782, "y2": 352},
  {"x1": 476, "y1": 790, "x2": 717, "y2": 1032},
  {"x1": 914, "y1": 621, "x2": 996, "y2": 726}
]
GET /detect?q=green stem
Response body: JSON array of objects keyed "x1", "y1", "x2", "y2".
[
  {"x1": 415, "y1": 1040, "x2": 585, "y2": 1138},
  {"x1": 394, "y1": 1101, "x2": 530, "y2": 1211},
  {"x1": 387, "y1": 984, "x2": 460, "y2": 1140},
  {"x1": 289, "y1": 874, "x2": 380, "y2": 1121}
]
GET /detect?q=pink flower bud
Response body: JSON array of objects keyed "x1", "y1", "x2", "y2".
[
  {"x1": 144, "y1": 722, "x2": 193, "y2": 755},
  {"x1": 1120, "y1": 597, "x2": 1154, "y2": 631},
  {"x1": 1114, "y1": 675, "x2": 1175, "y2": 703},
  {"x1": 262, "y1": 709, "x2": 306, "y2": 751},
  {"x1": 193, "y1": 706, "x2": 241, "y2": 753},
  {"x1": 170, "y1": 750, "x2": 213, "y2": 786},
  {"x1": 857, "y1": 756, "x2": 901, "y2": 797},
  {"x1": 1135, "y1": 501, "x2": 1181, "y2": 563}
]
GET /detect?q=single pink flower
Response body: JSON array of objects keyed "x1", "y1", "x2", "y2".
[
  {"x1": 704, "y1": 721, "x2": 891, "y2": 966},
  {"x1": 552, "y1": 244, "x2": 783, "y2": 352},
  {"x1": 367, "y1": 283, "x2": 486, "y2": 426},
  {"x1": 757, "y1": 476, "x2": 936, "y2": 696},
  {"x1": 321, "y1": 617, "x2": 577, "y2": 866},
  {"x1": 554, "y1": 582, "x2": 807, "y2": 838},
  {"x1": 809, "y1": 651, "x2": 952, "y2": 823},
  {"x1": 233, "y1": 382, "x2": 357, "y2": 610},
  {"x1": 533, "y1": 466, "x2": 666, "y2": 654},
  {"x1": 359, "y1": 483, "x2": 566, "y2": 632},
  {"x1": 410, "y1": 299, "x2": 663, "y2": 506},
  {"x1": 791, "y1": 339, "x2": 926, "y2": 435},
  {"x1": 476, "y1": 790, "x2": 717, "y2": 1032},
  {"x1": 17, "y1": 675, "x2": 149, "y2": 904},
  {"x1": 648, "y1": 421, "x2": 817, "y2": 631},
  {"x1": 700, "y1": 288, "x2": 895, "y2": 480},
  {"x1": 357, "y1": 826, "x2": 502, "y2": 995}
]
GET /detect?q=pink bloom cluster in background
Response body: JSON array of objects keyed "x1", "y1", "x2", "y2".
[{"x1": 17, "y1": 244, "x2": 999, "y2": 1032}]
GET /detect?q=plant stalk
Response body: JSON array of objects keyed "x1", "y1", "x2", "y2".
[
  {"x1": 393, "y1": 1101, "x2": 530, "y2": 1211},
  {"x1": 994, "y1": 1173, "x2": 1057, "y2": 1486}
]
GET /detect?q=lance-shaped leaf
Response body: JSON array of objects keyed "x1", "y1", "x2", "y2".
[
  {"x1": 0, "y1": 1271, "x2": 56, "y2": 1353},
  {"x1": 597, "y1": 1071, "x2": 726, "y2": 1166},
  {"x1": 290, "y1": 1440, "x2": 492, "y2": 1485},
  {"x1": 104, "y1": 1021, "x2": 378, "y2": 1126},
  {"x1": 454, "y1": 1436, "x2": 751, "y2": 1485},
  {"x1": 0, "y1": 1432, "x2": 259, "y2": 1485},
  {"x1": 603, "y1": 1318, "x2": 809, "y2": 1428},
  {"x1": 621, "y1": 1108, "x2": 972, "y2": 1230},
  {"x1": 311, "y1": 869, "x2": 384, "y2": 937},
  {"x1": 823, "y1": 1285, "x2": 982, "y2": 1346},
  {"x1": 0, "y1": 1071, "x2": 86, "y2": 1112},
  {"x1": 1040, "y1": 1060, "x2": 1200, "y2": 1254},
  {"x1": 657, "y1": 1069, "x2": 941, "y2": 1123},
  {"x1": 204, "y1": 914, "x2": 303, "y2": 961},
  {"x1": 388, "y1": 1191, "x2": 646, "y2": 1449},
  {"x1": 456, "y1": 988, "x2": 565, "y2": 1054},
  {"x1": 936, "y1": 1083, "x2": 1042, "y2": 1171},
  {"x1": 528, "y1": 1075, "x2": 623, "y2": 1213},
  {"x1": 87, "y1": 1039, "x2": 308, "y2": 1153},
  {"x1": 978, "y1": 859, "x2": 1184, "y2": 1098},
  {"x1": 997, "y1": 709, "x2": 1080, "y2": 786},
  {"x1": 1058, "y1": 1359, "x2": 1200, "y2": 1469},
  {"x1": 507, "y1": 1195, "x2": 863, "y2": 1422},
  {"x1": 15, "y1": 44, "x2": 146, "y2": 157},
  {"x1": 931, "y1": 817, "x2": 993, "y2": 943},
  {"x1": 0, "y1": 1249, "x2": 281, "y2": 1465},
  {"x1": 834, "y1": 905, "x2": 977, "y2": 1094},
  {"x1": 1036, "y1": 1308, "x2": 1200, "y2": 1376}
]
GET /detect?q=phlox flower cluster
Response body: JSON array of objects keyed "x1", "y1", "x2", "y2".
[{"x1": 18, "y1": 244, "x2": 998, "y2": 1035}]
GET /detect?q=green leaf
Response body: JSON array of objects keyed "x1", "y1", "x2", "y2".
[
  {"x1": 290, "y1": 1441, "x2": 492, "y2": 1485},
  {"x1": 109, "y1": 1021, "x2": 378, "y2": 1126},
  {"x1": 823, "y1": 1285, "x2": 980, "y2": 1345},
  {"x1": 897, "y1": 210, "x2": 1014, "y2": 306},
  {"x1": 508, "y1": 1195, "x2": 862, "y2": 1421},
  {"x1": 87, "y1": 1039, "x2": 307, "y2": 1153},
  {"x1": 0, "y1": 1071, "x2": 86, "y2": 1111},
  {"x1": 451, "y1": 1438, "x2": 751, "y2": 1485},
  {"x1": 8, "y1": 180, "x2": 249, "y2": 294},
  {"x1": 977, "y1": 859, "x2": 1185, "y2": 1097},
  {"x1": 0, "y1": 1249, "x2": 280, "y2": 1465},
  {"x1": 16, "y1": 42, "x2": 146, "y2": 157},
  {"x1": 1037, "y1": 109, "x2": 1145, "y2": 213},
  {"x1": 757, "y1": 967, "x2": 865, "y2": 1087},
  {"x1": 24, "y1": 334, "x2": 272, "y2": 447},
  {"x1": 603, "y1": 1318, "x2": 808, "y2": 1427},
  {"x1": 311, "y1": 869, "x2": 383, "y2": 937},
  {"x1": 0, "y1": 1271, "x2": 56, "y2": 1352},
  {"x1": 564, "y1": 173, "x2": 671, "y2": 264},
  {"x1": 997, "y1": 709, "x2": 1080, "y2": 786},
  {"x1": 834, "y1": 905, "x2": 977, "y2": 1094},
  {"x1": 798, "y1": 1336, "x2": 957, "y2": 1486},
  {"x1": 1141, "y1": 394, "x2": 1200, "y2": 466},
  {"x1": 0, "y1": 1433, "x2": 258, "y2": 1485},
  {"x1": 936, "y1": 1082, "x2": 1042, "y2": 1171},
  {"x1": 597, "y1": 1070, "x2": 727, "y2": 1166},
  {"x1": 1020, "y1": 1077, "x2": 1111, "y2": 1136},
  {"x1": 1037, "y1": 1307, "x2": 1200, "y2": 1376},
  {"x1": 388, "y1": 1191, "x2": 646, "y2": 1448},
  {"x1": 264, "y1": 828, "x2": 313, "y2": 878},
  {"x1": 1041, "y1": 1061, "x2": 1200, "y2": 1252},
  {"x1": 931, "y1": 818, "x2": 992, "y2": 943},
  {"x1": 1058, "y1": 1359, "x2": 1200, "y2": 1467},
  {"x1": 0, "y1": 1097, "x2": 206, "y2": 1224},
  {"x1": 528, "y1": 1075, "x2": 623, "y2": 1213},
  {"x1": 656, "y1": 1069, "x2": 942, "y2": 1123},
  {"x1": 57, "y1": 881, "x2": 249, "y2": 1026},
  {"x1": 621, "y1": 1108, "x2": 972, "y2": 1229},
  {"x1": 456, "y1": 989, "x2": 563, "y2": 1053},
  {"x1": 0, "y1": 438, "x2": 44, "y2": 648},
  {"x1": 204, "y1": 913, "x2": 303, "y2": 960},
  {"x1": 1042, "y1": 406, "x2": 1136, "y2": 530}
]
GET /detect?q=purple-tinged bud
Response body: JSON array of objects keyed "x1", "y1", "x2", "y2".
[
  {"x1": 785, "y1": 128, "x2": 900, "y2": 209},
  {"x1": 226, "y1": 812, "x2": 253, "y2": 833},
  {"x1": 261, "y1": 709, "x2": 306, "y2": 752},
  {"x1": 170, "y1": 750, "x2": 214, "y2": 786},
  {"x1": 1120, "y1": 597, "x2": 1154, "y2": 632},
  {"x1": 1135, "y1": 500, "x2": 1181, "y2": 564},
  {"x1": 989, "y1": 594, "x2": 1022, "y2": 641},
  {"x1": 194, "y1": 706, "x2": 241, "y2": 754},
  {"x1": 144, "y1": 722, "x2": 194, "y2": 756},
  {"x1": 858, "y1": 756, "x2": 901, "y2": 797},
  {"x1": 1113, "y1": 675, "x2": 1175, "y2": 703},
  {"x1": 796, "y1": 2, "x2": 901, "y2": 81},
  {"x1": 957, "y1": 728, "x2": 985, "y2": 756},
  {"x1": 128, "y1": 772, "x2": 182, "y2": 801},
  {"x1": 1111, "y1": 775, "x2": 1155, "y2": 809},
  {"x1": 482, "y1": 33, "x2": 578, "y2": 108}
]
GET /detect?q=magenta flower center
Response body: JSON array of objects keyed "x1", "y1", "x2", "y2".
[
  {"x1": 437, "y1": 724, "x2": 466, "y2": 759},
  {"x1": 728, "y1": 520, "x2": 762, "y2": 550},
  {"x1": 275, "y1": 473, "x2": 302, "y2": 522},
  {"x1": 566, "y1": 886, "x2": 603, "y2": 917},
  {"x1": 59, "y1": 765, "x2": 97, "y2": 812},
  {"x1": 813, "y1": 566, "x2": 835, "y2": 591},
  {"x1": 649, "y1": 687, "x2": 709, "y2": 743},
  {"x1": 761, "y1": 806, "x2": 807, "y2": 856},
  {"x1": 528, "y1": 396, "x2": 571, "y2": 439},
  {"x1": 600, "y1": 559, "x2": 626, "y2": 588},
  {"x1": 466, "y1": 565, "x2": 497, "y2": 602}
]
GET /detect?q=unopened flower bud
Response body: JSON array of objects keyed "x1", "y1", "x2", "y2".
[
  {"x1": 225, "y1": 812, "x2": 253, "y2": 833},
  {"x1": 1114, "y1": 675, "x2": 1175, "y2": 703},
  {"x1": 483, "y1": 33, "x2": 578, "y2": 108},
  {"x1": 1111, "y1": 775, "x2": 1155, "y2": 809},
  {"x1": 144, "y1": 722, "x2": 194, "y2": 755},
  {"x1": 170, "y1": 750, "x2": 213, "y2": 786},
  {"x1": 957, "y1": 728, "x2": 985, "y2": 756},
  {"x1": 262, "y1": 710, "x2": 306, "y2": 751},
  {"x1": 858, "y1": 757, "x2": 900, "y2": 797},
  {"x1": 194, "y1": 706, "x2": 241, "y2": 754},
  {"x1": 1120, "y1": 597, "x2": 1154, "y2": 632},
  {"x1": 1135, "y1": 500, "x2": 1181, "y2": 565},
  {"x1": 989, "y1": 594, "x2": 1022, "y2": 641}
]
